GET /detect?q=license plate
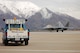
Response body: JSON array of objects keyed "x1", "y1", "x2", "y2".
[{"x1": 15, "y1": 38, "x2": 20, "y2": 41}]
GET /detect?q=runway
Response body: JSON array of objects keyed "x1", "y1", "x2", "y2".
[{"x1": 0, "y1": 31, "x2": 80, "y2": 53}]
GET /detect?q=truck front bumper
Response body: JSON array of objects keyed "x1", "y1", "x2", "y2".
[{"x1": 7, "y1": 38, "x2": 29, "y2": 42}]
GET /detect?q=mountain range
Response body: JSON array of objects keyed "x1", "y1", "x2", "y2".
[
  {"x1": 27, "y1": 8, "x2": 80, "y2": 30},
  {"x1": 0, "y1": 0, "x2": 80, "y2": 30}
]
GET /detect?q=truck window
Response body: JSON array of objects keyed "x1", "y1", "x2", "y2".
[
  {"x1": 10, "y1": 24, "x2": 20, "y2": 28},
  {"x1": 4, "y1": 24, "x2": 8, "y2": 32},
  {"x1": 22, "y1": 24, "x2": 27, "y2": 30},
  {"x1": 5, "y1": 24, "x2": 8, "y2": 29}
]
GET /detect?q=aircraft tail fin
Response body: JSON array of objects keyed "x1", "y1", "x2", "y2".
[
  {"x1": 65, "y1": 22, "x2": 69, "y2": 27},
  {"x1": 57, "y1": 21, "x2": 64, "y2": 27}
]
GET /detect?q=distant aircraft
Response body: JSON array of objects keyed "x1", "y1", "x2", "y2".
[{"x1": 43, "y1": 21, "x2": 72, "y2": 32}]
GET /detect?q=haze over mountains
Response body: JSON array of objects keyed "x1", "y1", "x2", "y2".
[{"x1": 0, "y1": 0, "x2": 80, "y2": 30}]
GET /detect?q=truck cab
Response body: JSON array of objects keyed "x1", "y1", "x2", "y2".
[{"x1": 2, "y1": 18, "x2": 30, "y2": 46}]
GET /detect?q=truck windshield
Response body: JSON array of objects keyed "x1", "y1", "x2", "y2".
[
  {"x1": 4, "y1": 24, "x2": 27, "y2": 31},
  {"x1": 10, "y1": 24, "x2": 20, "y2": 28}
]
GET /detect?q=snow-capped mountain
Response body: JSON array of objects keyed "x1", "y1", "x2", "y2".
[
  {"x1": 40, "y1": 8, "x2": 52, "y2": 19},
  {"x1": 27, "y1": 8, "x2": 80, "y2": 30},
  {"x1": 0, "y1": 0, "x2": 40, "y2": 18},
  {"x1": 0, "y1": 0, "x2": 80, "y2": 30},
  {"x1": 0, "y1": 4, "x2": 7, "y2": 13}
]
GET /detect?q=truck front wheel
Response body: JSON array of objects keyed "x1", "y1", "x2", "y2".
[
  {"x1": 21, "y1": 41, "x2": 23, "y2": 44},
  {"x1": 3, "y1": 40, "x2": 8, "y2": 46},
  {"x1": 25, "y1": 40, "x2": 28, "y2": 45}
]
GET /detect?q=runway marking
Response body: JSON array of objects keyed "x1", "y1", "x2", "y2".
[
  {"x1": 31, "y1": 41, "x2": 80, "y2": 42},
  {"x1": 0, "y1": 49, "x2": 80, "y2": 52},
  {"x1": 30, "y1": 41, "x2": 80, "y2": 43}
]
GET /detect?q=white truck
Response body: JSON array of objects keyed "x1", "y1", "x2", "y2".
[{"x1": 2, "y1": 17, "x2": 30, "y2": 46}]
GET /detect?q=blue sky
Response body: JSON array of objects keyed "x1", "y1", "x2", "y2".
[{"x1": 4, "y1": 0, "x2": 80, "y2": 19}]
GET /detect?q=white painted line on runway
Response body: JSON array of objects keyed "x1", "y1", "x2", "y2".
[
  {"x1": 31, "y1": 41, "x2": 80, "y2": 42},
  {"x1": 0, "y1": 49, "x2": 80, "y2": 52}
]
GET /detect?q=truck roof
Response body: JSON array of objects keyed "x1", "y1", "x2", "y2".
[{"x1": 5, "y1": 19, "x2": 26, "y2": 24}]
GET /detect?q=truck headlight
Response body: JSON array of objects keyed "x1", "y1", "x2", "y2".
[{"x1": 21, "y1": 39, "x2": 24, "y2": 40}]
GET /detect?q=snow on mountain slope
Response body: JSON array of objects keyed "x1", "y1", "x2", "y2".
[
  {"x1": 0, "y1": 4, "x2": 9, "y2": 13},
  {"x1": 40, "y1": 8, "x2": 52, "y2": 19},
  {"x1": 0, "y1": 0, "x2": 41, "y2": 18}
]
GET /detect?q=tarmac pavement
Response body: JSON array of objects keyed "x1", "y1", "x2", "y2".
[{"x1": 0, "y1": 31, "x2": 80, "y2": 53}]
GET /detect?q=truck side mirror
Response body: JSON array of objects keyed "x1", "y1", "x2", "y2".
[
  {"x1": 28, "y1": 29, "x2": 30, "y2": 32},
  {"x1": 25, "y1": 19, "x2": 27, "y2": 21},
  {"x1": 3, "y1": 19, "x2": 5, "y2": 21}
]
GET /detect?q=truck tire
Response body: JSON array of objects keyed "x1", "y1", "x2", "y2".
[
  {"x1": 21, "y1": 41, "x2": 23, "y2": 44},
  {"x1": 25, "y1": 40, "x2": 28, "y2": 45},
  {"x1": 62, "y1": 30, "x2": 63, "y2": 32},
  {"x1": 4, "y1": 40, "x2": 8, "y2": 46},
  {"x1": 57, "y1": 30, "x2": 58, "y2": 32}
]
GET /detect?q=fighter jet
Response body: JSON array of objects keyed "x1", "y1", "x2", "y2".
[{"x1": 43, "y1": 21, "x2": 72, "y2": 32}]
